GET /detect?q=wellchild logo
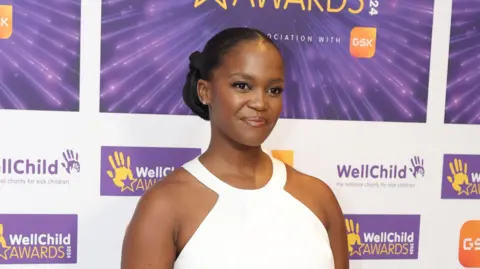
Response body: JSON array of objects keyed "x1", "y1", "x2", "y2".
[
  {"x1": 0, "y1": 149, "x2": 80, "y2": 186},
  {"x1": 100, "y1": 146, "x2": 201, "y2": 196},
  {"x1": 344, "y1": 214, "x2": 420, "y2": 260},
  {"x1": 441, "y1": 155, "x2": 480, "y2": 199},
  {"x1": 409, "y1": 156, "x2": 425, "y2": 178},
  {"x1": 338, "y1": 156, "x2": 425, "y2": 179},
  {"x1": 336, "y1": 156, "x2": 425, "y2": 189},
  {"x1": 61, "y1": 149, "x2": 80, "y2": 174},
  {"x1": 0, "y1": 214, "x2": 77, "y2": 264}
]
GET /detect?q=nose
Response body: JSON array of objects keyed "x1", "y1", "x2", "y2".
[{"x1": 247, "y1": 89, "x2": 267, "y2": 111}]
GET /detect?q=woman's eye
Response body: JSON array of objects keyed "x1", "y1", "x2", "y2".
[
  {"x1": 268, "y1": 87, "x2": 283, "y2": 95},
  {"x1": 233, "y1": 82, "x2": 250, "y2": 91}
]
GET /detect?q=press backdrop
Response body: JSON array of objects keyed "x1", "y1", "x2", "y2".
[{"x1": 0, "y1": 0, "x2": 479, "y2": 268}]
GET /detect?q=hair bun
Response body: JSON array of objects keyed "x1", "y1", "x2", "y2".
[
  {"x1": 189, "y1": 51, "x2": 203, "y2": 70},
  {"x1": 183, "y1": 50, "x2": 209, "y2": 120}
]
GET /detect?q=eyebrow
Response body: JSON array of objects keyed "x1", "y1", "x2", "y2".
[{"x1": 229, "y1": 72, "x2": 284, "y2": 83}]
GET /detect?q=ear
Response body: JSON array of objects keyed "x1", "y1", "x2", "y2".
[{"x1": 197, "y1": 79, "x2": 211, "y2": 105}]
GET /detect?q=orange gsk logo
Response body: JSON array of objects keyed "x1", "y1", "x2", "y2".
[
  {"x1": 350, "y1": 27, "x2": 376, "y2": 59},
  {"x1": 0, "y1": 5, "x2": 12, "y2": 39},
  {"x1": 459, "y1": 220, "x2": 480, "y2": 268}
]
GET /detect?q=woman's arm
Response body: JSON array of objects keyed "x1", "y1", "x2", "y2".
[
  {"x1": 324, "y1": 187, "x2": 349, "y2": 269},
  {"x1": 121, "y1": 185, "x2": 177, "y2": 269}
]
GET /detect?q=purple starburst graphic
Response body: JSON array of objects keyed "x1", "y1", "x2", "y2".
[
  {"x1": 100, "y1": 0, "x2": 433, "y2": 122},
  {"x1": 445, "y1": 0, "x2": 480, "y2": 124},
  {"x1": 0, "y1": 0, "x2": 81, "y2": 111}
]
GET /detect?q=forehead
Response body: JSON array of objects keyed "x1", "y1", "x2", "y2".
[{"x1": 215, "y1": 40, "x2": 284, "y2": 79}]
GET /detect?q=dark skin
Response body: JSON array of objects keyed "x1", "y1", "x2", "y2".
[{"x1": 121, "y1": 40, "x2": 349, "y2": 269}]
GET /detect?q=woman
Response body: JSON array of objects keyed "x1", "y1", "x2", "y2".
[{"x1": 121, "y1": 27, "x2": 349, "y2": 269}]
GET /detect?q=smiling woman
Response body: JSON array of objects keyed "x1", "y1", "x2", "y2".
[
  {"x1": 120, "y1": 27, "x2": 349, "y2": 269},
  {"x1": 185, "y1": 28, "x2": 285, "y2": 146}
]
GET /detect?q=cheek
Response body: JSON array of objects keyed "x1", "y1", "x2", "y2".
[
  {"x1": 270, "y1": 96, "x2": 283, "y2": 114},
  {"x1": 214, "y1": 88, "x2": 244, "y2": 115}
]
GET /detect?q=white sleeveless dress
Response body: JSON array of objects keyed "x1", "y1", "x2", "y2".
[{"x1": 174, "y1": 153, "x2": 334, "y2": 269}]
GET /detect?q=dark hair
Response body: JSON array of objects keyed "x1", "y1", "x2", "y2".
[{"x1": 182, "y1": 27, "x2": 279, "y2": 121}]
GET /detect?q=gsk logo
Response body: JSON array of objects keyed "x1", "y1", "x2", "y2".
[
  {"x1": 350, "y1": 27, "x2": 376, "y2": 59},
  {"x1": 459, "y1": 220, "x2": 480, "y2": 268},
  {"x1": 271, "y1": 150, "x2": 294, "y2": 167},
  {"x1": 0, "y1": 5, "x2": 12, "y2": 39}
]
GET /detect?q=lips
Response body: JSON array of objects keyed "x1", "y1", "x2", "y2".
[{"x1": 242, "y1": 116, "x2": 266, "y2": 127}]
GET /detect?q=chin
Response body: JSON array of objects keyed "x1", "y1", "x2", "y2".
[
  {"x1": 237, "y1": 133, "x2": 269, "y2": 148},
  {"x1": 229, "y1": 122, "x2": 274, "y2": 148},
  {"x1": 240, "y1": 140, "x2": 265, "y2": 148}
]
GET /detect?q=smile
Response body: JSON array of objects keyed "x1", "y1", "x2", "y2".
[{"x1": 242, "y1": 117, "x2": 266, "y2": 127}]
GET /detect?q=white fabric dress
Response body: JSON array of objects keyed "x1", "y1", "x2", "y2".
[{"x1": 174, "y1": 154, "x2": 335, "y2": 269}]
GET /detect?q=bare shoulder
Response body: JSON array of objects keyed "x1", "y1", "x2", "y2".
[
  {"x1": 144, "y1": 167, "x2": 197, "y2": 201},
  {"x1": 286, "y1": 166, "x2": 339, "y2": 211},
  {"x1": 121, "y1": 168, "x2": 199, "y2": 269},
  {"x1": 132, "y1": 168, "x2": 196, "y2": 220}
]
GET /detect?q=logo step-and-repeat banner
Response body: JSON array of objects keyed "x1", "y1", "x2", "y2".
[{"x1": 0, "y1": 0, "x2": 479, "y2": 268}]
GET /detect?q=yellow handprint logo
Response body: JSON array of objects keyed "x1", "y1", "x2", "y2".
[
  {"x1": 106, "y1": 151, "x2": 137, "y2": 192},
  {"x1": 0, "y1": 224, "x2": 11, "y2": 260},
  {"x1": 447, "y1": 158, "x2": 471, "y2": 195},
  {"x1": 345, "y1": 219, "x2": 363, "y2": 256}
]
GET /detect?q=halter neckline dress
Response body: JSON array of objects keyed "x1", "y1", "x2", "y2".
[{"x1": 174, "y1": 153, "x2": 334, "y2": 269}]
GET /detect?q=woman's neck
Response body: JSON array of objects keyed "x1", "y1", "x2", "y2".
[{"x1": 201, "y1": 130, "x2": 267, "y2": 176}]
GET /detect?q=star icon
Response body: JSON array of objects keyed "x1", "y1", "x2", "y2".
[
  {"x1": 121, "y1": 178, "x2": 137, "y2": 192},
  {"x1": 350, "y1": 241, "x2": 363, "y2": 256},
  {"x1": 194, "y1": 0, "x2": 228, "y2": 9},
  {"x1": 458, "y1": 182, "x2": 471, "y2": 196},
  {"x1": 0, "y1": 243, "x2": 11, "y2": 261}
]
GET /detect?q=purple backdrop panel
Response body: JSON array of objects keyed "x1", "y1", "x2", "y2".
[
  {"x1": 100, "y1": 0, "x2": 434, "y2": 122},
  {"x1": 445, "y1": 0, "x2": 480, "y2": 124},
  {"x1": 0, "y1": 0, "x2": 81, "y2": 111}
]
